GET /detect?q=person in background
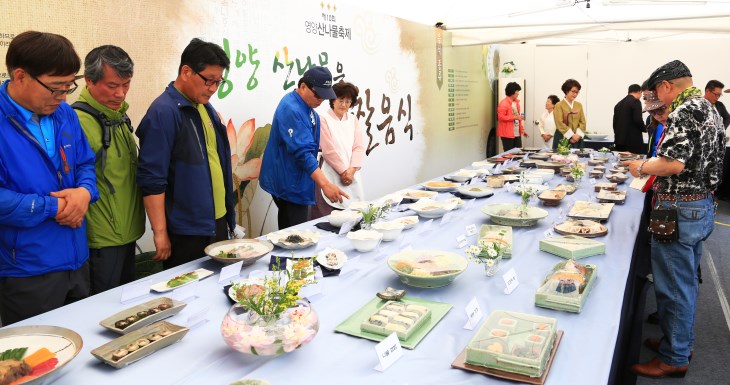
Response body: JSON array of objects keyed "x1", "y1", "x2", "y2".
[
  {"x1": 645, "y1": 92, "x2": 668, "y2": 158},
  {"x1": 613, "y1": 83, "x2": 646, "y2": 154},
  {"x1": 75, "y1": 46, "x2": 145, "y2": 293},
  {"x1": 136, "y1": 38, "x2": 236, "y2": 270},
  {"x1": 718, "y1": 86, "x2": 730, "y2": 200},
  {"x1": 0, "y1": 31, "x2": 99, "y2": 324},
  {"x1": 538, "y1": 95, "x2": 559, "y2": 148},
  {"x1": 628, "y1": 60, "x2": 725, "y2": 379},
  {"x1": 311, "y1": 81, "x2": 365, "y2": 219},
  {"x1": 553, "y1": 79, "x2": 586, "y2": 150},
  {"x1": 260, "y1": 66, "x2": 349, "y2": 230},
  {"x1": 496, "y1": 81, "x2": 528, "y2": 151},
  {"x1": 704, "y1": 80, "x2": 730, "y2": 128}
]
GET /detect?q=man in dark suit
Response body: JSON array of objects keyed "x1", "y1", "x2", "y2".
[
  {"x1": 704, "y1": 80, "x2": 730, "y2": 129},
  {"x1": 613, "y1": 83, "x2": 646, "y2": 154}
]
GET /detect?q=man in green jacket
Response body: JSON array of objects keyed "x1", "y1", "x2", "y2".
[{"x1": 75, "y1": 45, "x2": 145, "y2": 293}]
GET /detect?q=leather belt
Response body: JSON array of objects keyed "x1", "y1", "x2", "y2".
[{"x1": 655, "y1": 192, "x2": 710, "y2": 202}]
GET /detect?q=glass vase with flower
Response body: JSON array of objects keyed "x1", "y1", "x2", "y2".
[
  {"x1": 466, "y1": 232, "x2": 507, "y2": 276},
  {"x1": 357, "y1": 203, "x2": 390, "y2": 230}
]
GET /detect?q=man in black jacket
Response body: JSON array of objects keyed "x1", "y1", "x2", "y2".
[
  {"x1": 613, "y1": 83, "x2": 646, "y2": 154},
  {"x1": 704, "y1": 80, "x2": 730, "y2": 129}
]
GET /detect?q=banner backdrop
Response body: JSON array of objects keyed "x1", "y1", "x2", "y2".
[{"x1": 0, "y1": 0, "x2": 491, "y2": 241}]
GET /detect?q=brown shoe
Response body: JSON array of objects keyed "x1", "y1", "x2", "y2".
[
  {"x1": 643, "y1": 338, "x2": 693, "y2": 362},
  {"x1": 631, "y1": 357, "x2": 688, "y2": 378}
]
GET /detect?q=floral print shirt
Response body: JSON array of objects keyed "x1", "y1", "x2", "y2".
[{"x1": 656, "y1": 94, "x2": 725, "y2": 194}]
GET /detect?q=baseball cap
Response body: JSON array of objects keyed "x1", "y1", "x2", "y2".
[
  {"x1": 301, "y1": 66, "x2": 336, "y2": 100},
  {"x1": 642, "y1": 91, "x2": 665, "y2": 112},
  {"x1": 646, "y1": 60, "x2": 692, "y2": 91}
]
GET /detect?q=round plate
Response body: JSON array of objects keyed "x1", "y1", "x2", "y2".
[
  {"x1": 266, "y1": 229, "x2": 320, "y2": 249},
  {"x1": 0, "y1": 325, "x2": 83, "y2": 385},
  {"x1": 401, "y1": 189, "x2": 438, "y2": 201},
  {"x1": 228, "y1": 277, "x2": 266, "y2": 303},
  {"x1": 480, "y1": 203, "x2": 549, "y2": 227},
  {"x1": 387, "y1": 250, "x2": 468, "y2": 288},
  {"x1": 422, "y1": 181, "x2": 459, "y2": 192},
  {"x1": 554, "y1": 219, "x2": 608, "y2": 237},
  {"x1": 457, "y1": 185, "x2": 494, "y2": 198},
  {"x1": 394, "y1": 215, "x2": 419, "y2": 229},
  {"x1": 205, "y1": 239, "x2": 274, "y2": 266}
]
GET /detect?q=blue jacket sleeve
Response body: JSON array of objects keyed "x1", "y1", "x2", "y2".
[
  {"x1": 136, "y1": 103, "x2": 176, "y2": 196},
  {"x1": 0, "y1": 144, "x2": 59, "y2": 227},
  {"x1": 279, "y1": 108, "x2": 319, "y2": 175},
  {"x1": 70, "y1": 111, "x2": 99, "y2": 203}
]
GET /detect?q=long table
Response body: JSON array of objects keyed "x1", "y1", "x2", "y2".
[{"x1": 9, "y1": 161, "x2": 644, "y2": 385}]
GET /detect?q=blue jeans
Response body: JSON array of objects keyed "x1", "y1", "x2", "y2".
[{"x1": 651, "y1": 196, "x2": 715, "y2": 366}]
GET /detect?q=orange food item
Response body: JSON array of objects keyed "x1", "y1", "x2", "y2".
[{"x1": 23, "y1": 348, "x2": 55, "y2": 369}]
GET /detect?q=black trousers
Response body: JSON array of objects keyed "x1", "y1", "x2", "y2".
[
  {"x1": 272, "y1": 196, "x2": 310, "y2": 230},
  {"x1": 500, "y1": 136, "x2": 522, "y2": 151},
  {"x1": 89, "y1": 242, "x2": 136, "y2": 295},
  {"x1": 165, "y1": 216, "x2": 229, "y2": 270},
  {"x1": 0, "y1": 261, "x2": 90, "y2": 325}
]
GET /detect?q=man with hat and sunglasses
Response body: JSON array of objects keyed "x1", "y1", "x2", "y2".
[
  {"x1": 627, "y1": 60, "x2": 725, "y2": 378},
  {"x1": 260, "y1": 66, "x2": 349, "y2": 229}
]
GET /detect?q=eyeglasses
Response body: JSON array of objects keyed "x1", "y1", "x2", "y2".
[
  {"x1": 712, "y1": 92, "x2": 722, "y2": 98},
  {"x1": 334, "y1": 98, "x2": 352, "y2": 105},
  {"x1": 34, "y1": 76, "x2": 78, "y2": 97},
  {"x1": 649, "y1": 106, "x2": 667, "y2": 116},
  {"x1": 306, "y1": 83, "x2": 321, "y2": 99},
  {"x1": 195, "y1": 71, "x2": 224, "y2": 88}
]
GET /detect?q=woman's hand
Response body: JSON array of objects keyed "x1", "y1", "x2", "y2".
[
  {"x1": 569, "y1": 134, "x2": 581, "y2": 143},
  {"x1": 541, "y1": 134, "x2": 553, "y2": 142}
]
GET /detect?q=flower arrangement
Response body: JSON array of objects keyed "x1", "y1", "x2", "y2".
[
  {"x1": 556, "y1": 137, "x2": 571, "y2": 156},
  {"x1": 466, "y1": 232, "x2": 507, "y2": 276},
  {"x1": 357, "y1": 203, "x2": 391, "y2": 229},
  {"x1": 598, "y1": 147, "x2": 611, "y2": 154},
  {"x1": 569, "y1": 161, "x2": 585, "y2": 184},
  {"x1": 501, "y1": 61, "x2": 517, "y2": 75}
]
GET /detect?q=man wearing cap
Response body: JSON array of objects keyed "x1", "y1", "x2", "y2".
[
  {"x1": 613, "y1": 83, "x2": 646, "y2": 154},
  {"x1": 627, "y1": 60, "x2": 725, "y2": 378},
  {"x1": 260, "y1": 66, "x2": 349, "y2": 229}
]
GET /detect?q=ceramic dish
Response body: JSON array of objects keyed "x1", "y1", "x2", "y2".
[
  {"x1": 91, "y1": 321, "x2": 189, "y2": 369},
  {"x1": 536, "y1": 161, "x2": 565, "y2": 171},
  {"x1": 444, "y1": 197, "x2": 465, "y2": 209},
  {"x1": 521, "y1": 147, "x2": 543, "y2": 152},
  {"x1": 588, "y1": 158, "x2": 608, "y2": 166},
  {"x1": 371, "y1": 221, "x2": 406, "y2": 241},
  {"x1": 327, "y1": 209, "x2": 363, "y2": 227},
  {"x1": 481, "y1": 203, "x2": 549, "y2": 227},
  {"x1": 501, "y1": 167, "x2": 526, "y2": 175},
  {"x1": 589, "y1": 170, "x2": 604, "y2": 179},
  {"x1": 375, "y1": 193, "x2": 404, "y2": 207},
  {"x1": 568, "y1": 201, "x2": 615, "y2": 221},
  {"x1": 606, "y1": 173, "x2": 629, "y2": 184},
  {"x1": 594, "y1": 182, "x2": 617, "y2": 192},
  {"x1": 387, "y1": 250, "x2": 468, "y2": 288},
  {"x1": 422, "y1": 181, "x2": 459, "y2": 192},
  {"x1": 227, "y1": 277, "x2": 266, "y2": 303},
  {"x1": 530, "y1": 153, "x2": 553, "y2": 161},
  {"x1": 446, "y1": 170, "x2": 478, "y2": 182},
  {"x1": 471, "y1": 160, "x2": 495, "y2": 168},
  {"x1": 266, "y1": 229, "x2": 320, "y2": 249},
  {"x1": 346, "y1": 230, "x2": 383, "y2": 252},
  {"x1": 400, "y1": 189, "x2": 439, "y2": 200},
  {"x1": 345, "y1": 200, "x2": 372, "y2": 211},
  {"x1": 486, "y1": 175, "x2": 506, "y2": 188},
  {"x1": 315, "y1": 248, "x2": 348, "y2": 270},
  {"x1": 585, "y1": 134, "x2": 608, "y2": 140},
  {"x1": 538, "y1": 189, "x2": 567, "y2": 206},
  {"x1": 513, "y1": 183, "x2": 549, "y2": 195},
  {"x1": 0, "y1": 325, "x2": 83, "y2": 385},
  {"x1": 597, "y1": 190, "x2": 627, "y2": 204},
  {"x1": 408, "y1": 198, "x2": 457, "y2": 219},
  {"x1": 555, "y1": 184, "x2": 577, "y2": 194},
  {"x1": 554, "y1": 219, "x2": 608, "y2": 237},
  {"x1": 99, "y1": 297, "x2": 187, "y2": 335},
  {"x1": 205, "y1": 239, "x2": 274, "y2": 266},
  {"x1": 457, "y1": 185, "x2": 494, "y2": 198},
  {"x1": 150, "y1": 268, "x2": 214, "y2": 293},
  {"x1": 393, "y1": 215, "x2": 419, "y2": 229},
  {"x1": 608, "y1": 167, "x2": 628, "y2": 174},
  {"x1": 524, "y1": 169, "x2": 555, "y2": 183}
]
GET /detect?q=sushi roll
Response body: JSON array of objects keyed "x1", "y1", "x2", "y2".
[
  {"x1": 377, "y1": 309, "x2": 399, "y2": 319},
  {"x1": 111, "y1": 348, "x2": 129, "y2": 361},
  {"x1": 399, "y1": 311, "x2": 420, "y2": 321},
  {"x1": 405, "y1": 304, "x2": 428, "y2": 316},
  {"x1": 367, "y1": 315, "x2": 388, "y2": 327},
  {"x1": 391, "y1": 316, "x2": 414, "y2": 328}
]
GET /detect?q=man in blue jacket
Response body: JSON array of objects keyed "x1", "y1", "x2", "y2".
[
  {"x1": 260, "y1": 66, "x2": 349, "y2": 229},
  {"x1": 137, "y1": 38, "x2": 235, "y2": 269},
  {"x1": 0, "y1": 31, "x2": 99, "y2": 324}
]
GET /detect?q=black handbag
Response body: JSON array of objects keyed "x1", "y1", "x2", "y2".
[{"x1": 648, "y1": 207, "x2": 678, "y2": 243}]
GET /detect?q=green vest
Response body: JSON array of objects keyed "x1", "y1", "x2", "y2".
[{"x1": 76, "y1": 87, "x2": 145, "y2": 248}]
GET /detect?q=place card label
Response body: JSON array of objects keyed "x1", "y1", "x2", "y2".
[
  {"x1": 120, "y1": 278, "x2": 152, "y2": 303},
  {"x1": 465, "y1": 224, "x2": 477, "y2": 236},
  {"x1": 339, "y1": 219, "x2": 357, "y2": 235},
  {"x1": 456, "y1": 234, "x2": 468, "y2": 249},
  {"x1": 171, "y1": 280, "x2": 200, "y2": 302},
  {"x1": 419, "y1": 219, "x2": 433, "y2": 234},
  {"x1": 218, "y1": 260, "x2": 243, "y2": 284},
  {"x1": 374, "y1": 332, "x2": 403, "y2": 371},
  {"x1": 589, "y1": 178, "x2": 596, "y2": 185},
  {"x1": 502, "y1": 268, "x2": 520, "y2": 295},
  {"x1": 440, "y1": 211, "x2": 453, "y2": 225},
  {"x1": 184, "y1": 305, "x2": 209, "y2": 328},
  {"x1": 299, "y1": 281, "x2": 323, "y2": 300},
  {"x1": 543, "y1": 228, "x2": 554, "y2": 239},
  {"x1": 464, "y1": 198, "x2": 476, "y2": 210},
  {"x1": 399, "y1": 234, "x2": 412, "y2": 250},
  {"x1": 401, "y1": 245, "x2": 414, "y2": 253},
  {"x1": 463, "y1": 297, "x2": 484, "y2": 330}
]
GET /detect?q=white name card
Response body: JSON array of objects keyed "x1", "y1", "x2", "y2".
[
  {"x1": 339, "y1": 219, "x2": 357, "y2": 235},
  {"x1": 171, "y1": 280, "x2": 200, "y2": 302},
  {"x1": 218, "y1": 261, "x2": 243, "y2": 284},
  {"x1": 401, "y1": 245, "x2": 414, "y2": 253},
  {"x1": 465, "y1": 224, "x2": 477, "y2": 237},
  {"x1": 374, "y1": 332, "x2": 403, "y2": 371},
  {"x1": 502, "y1": 268, "x2": 520, "y2": 295},
  {"x1": 463, "y1": 297, "x2": 484, "y2": 330},
  {"x1": 543, "y1": 228, "x2": 554, "y2": 239},
  {"x1": 456, "y1": 234, "x2": 468, "y2": 249},
  {"x1": 589, "y1": 178, "x2": 597, "y2": 185},
  {"x1": 120, "y1": 278, "x2": 152, "y2": 304},
  {"x1": 184, "y1": 305, "x2": 209, "y2": 328}
]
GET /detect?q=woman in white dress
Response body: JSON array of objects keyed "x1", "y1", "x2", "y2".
[
  {"x1": 311, "y1": 81, "x2": 366, "y2": 219},
  {"x1": 539, "y1": 95, "x2": 559, "y2": 148}
]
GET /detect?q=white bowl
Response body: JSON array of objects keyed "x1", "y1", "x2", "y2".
[
  {"x1": 457, "y1": 185, "x2": 494, "y2": 198},
  {"x1": 327, "y1": 210, "x2": 362, "y2": 227},
  {"x1": 346, "y1": 200, "x2": 372, "y2": 211},
  {"x1": 443, "y1": 197, "x2": 465, "y2": 209},
  {"x1": 374, "y1": 193, "x2": 404, "y2": 207},
  {"x1": 408, "y1": 198, "x2": 457, "y2": 219},
  {"x1": 586, "y1": 134, "x2": 609, "y2": 140},
  {"x1": 346, "y1": 230, "x2": 383, "y2": 252},
  {"x1": 393, "y1": 215, "x2": 419, "y2": 229},
  {"x1": 371, "y1": 221, "x2": 406, "y2": 241},
  {"x1": 400, "y1": 189, "x2": 438, "y2": 201},
  {"x1": 513, "y1": 183, "x2": 549, "y2": 195}
]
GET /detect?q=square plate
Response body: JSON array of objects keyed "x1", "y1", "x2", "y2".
[
  {"x1": 451, "y1": 330, "x2": 564, "y2": 385},
  {"x1": 334, "y1": 296, "x2": 452, "y2": 349},
  {"x1": 150, "y1": 268, "x2": 214, "y2": 293},
  {"x1": 91, "y1": 321, "x2": 189, "y2": 369},
  {"x1": 99, "y1": 297, "x2": 187, "y2": 334},
  {"x1": 567, "y1": 201, "x2": 614, "y2": 221}
]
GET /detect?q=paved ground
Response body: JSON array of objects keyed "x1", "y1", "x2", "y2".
[{"x1": 637, "y1": 200, "x2": 730, "y2": 384}]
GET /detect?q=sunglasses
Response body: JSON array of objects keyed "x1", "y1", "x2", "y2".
[{"x1": 649, "y1": 106, "x2": 667, "y2": 116}]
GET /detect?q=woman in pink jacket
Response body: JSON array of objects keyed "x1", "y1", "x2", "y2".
[{"x1": 497, "y1": 82, "x2": 528, "y2": 151}]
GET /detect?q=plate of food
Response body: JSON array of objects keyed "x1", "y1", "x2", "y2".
[
  {"x1": 393, "y1": 215, "x2": 419, "y2": 229},
  {"x1": 205, "y1": 239, "x2": 274, "y2": 266},
  {"x1": 400, "y1": 189, "x2": 439, "y2": 201},
  {"x1": 266, "y1": 229, "x2": 320, "y2": 249},
  {"x1": 585, "y1": 133, "x2": 609, "y2": 140},
  {"x1": 597, "y1": 190, "x2": 627, "y2": 204},
  {"x1": 480, "y1": 203, "x2": 549, "y2": 227},
  {"x1": 538, "y1": 189, "x2": 567, "y2": 206},
  {"x1": 567, "y1": 201, "x2": 615, "y2": 221},
  {"x1": 227, "y1": 277, "x2": 266, "y2": 303},
  {"x1": 457, "y1": 185, "x2": 494, "y2": 198},
  {"x1": 99, "y1": 297, "x2": 187, "y2": 334},
  {"x1": 91, "y1": 321, "x2": 188, "y2": 369},
  {"x1": 422, "y1": 181, "x2": 459, "y2": 192},
  {"x1": 387, "y1": 250, "x2": 468, "y2": 288},
  {"x1": 150, "y1": 268, "x2": 214, "y2": 293},
  {"x1": 315, "y1": 248, "x2": 348, "y2": 270},
  {"x1": 408, "y1": 198, "x2": 458, "y2": 219},
  {"x1": 0, "y1": 325, "x2": 83, "y2": 385},
  {"x1": 606, "y1": 173, "x2": 629, "y2": 184},
  {"x1": 554, "y1": 219, "x2": 608, "y2": 237},
  {"x1": 555, "y1": 184, "x2": 577, "y2": 194}
]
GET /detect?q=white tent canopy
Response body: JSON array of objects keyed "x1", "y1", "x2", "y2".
[{"x1": 337, "y1": 0, "x2": 730, "y2": 45}]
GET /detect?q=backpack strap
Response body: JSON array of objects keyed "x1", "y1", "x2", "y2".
[{"x1": 72, "y1": 101, "x2": 133, "y2": 195}]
